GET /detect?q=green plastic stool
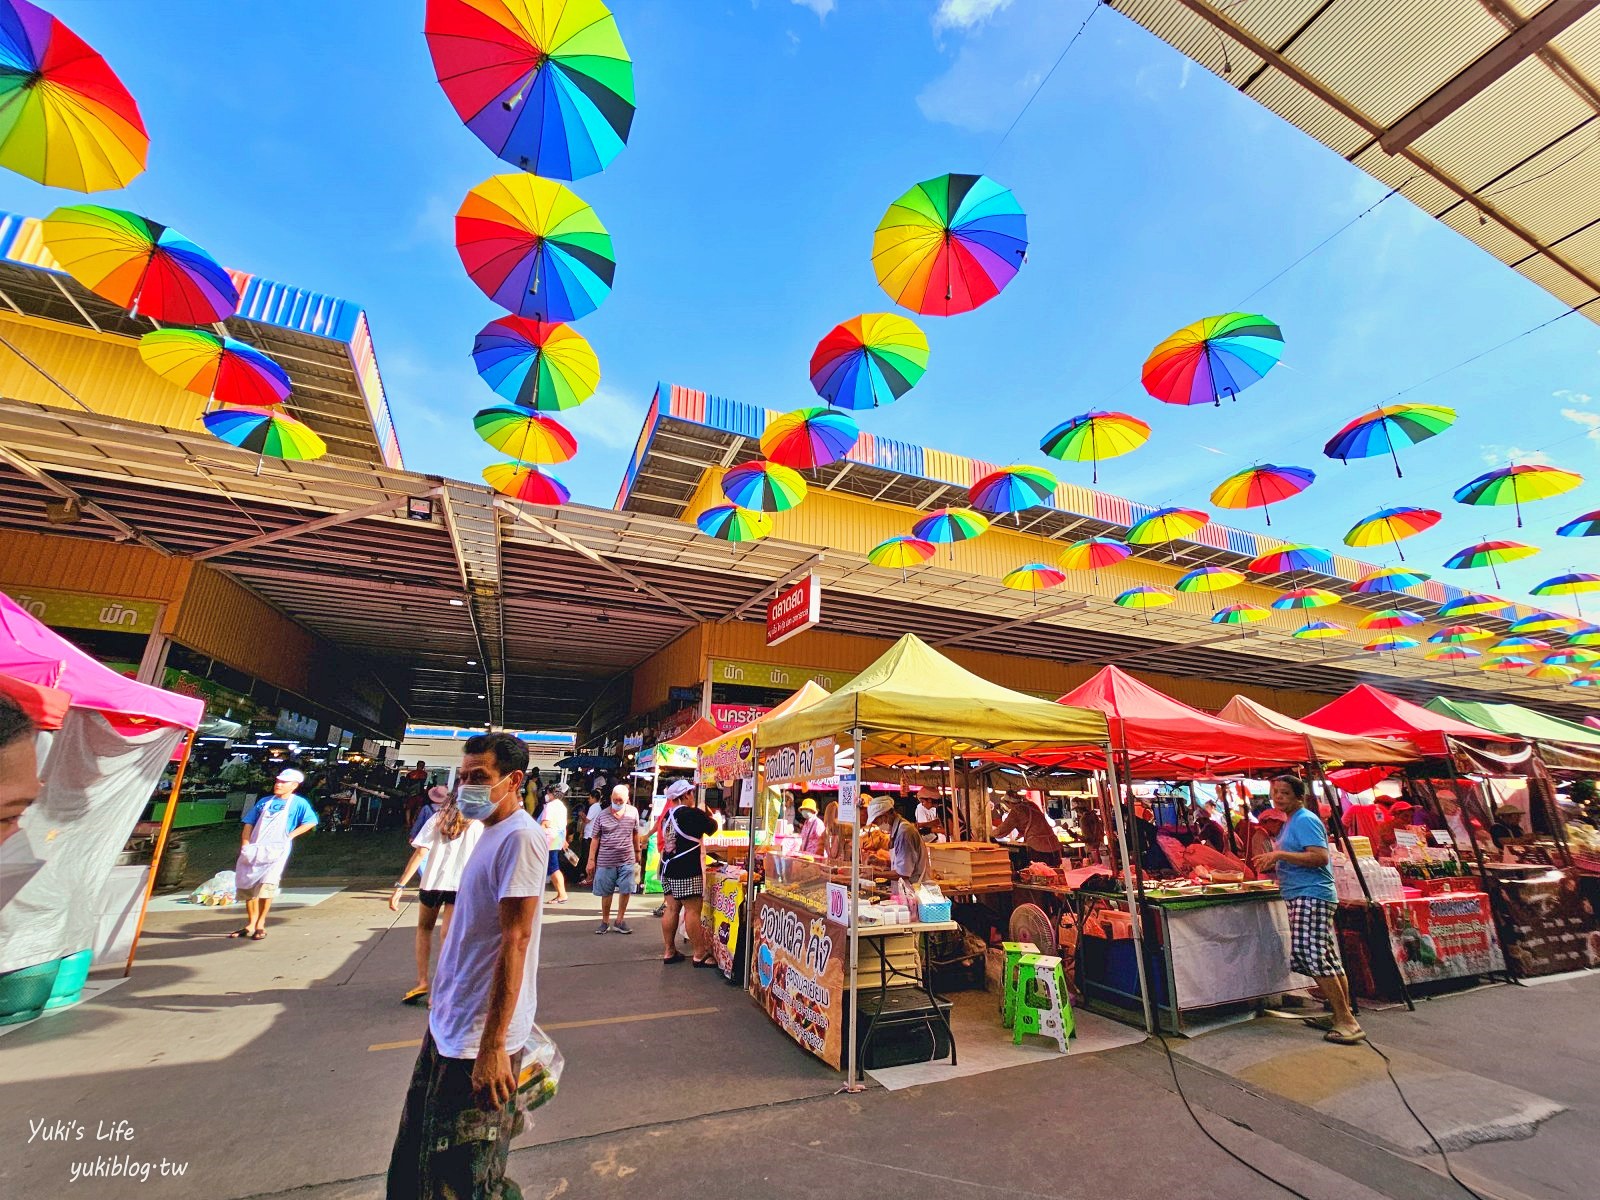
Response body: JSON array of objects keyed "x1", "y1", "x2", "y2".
[
  {"x1": 1012, "y1": 953, "x2": 1072, "y2": 1052},
  {"x1": 1000, "y1": 940, "x2": 1039, "y2": 1027}
]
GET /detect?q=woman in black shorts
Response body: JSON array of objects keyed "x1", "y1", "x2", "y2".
[
  {"x1": 657, "y1": 780, "x2": 716, "y2": 966},
  {"x1": 389, "y1": 793, "x2": 484, "y2": 1004}
]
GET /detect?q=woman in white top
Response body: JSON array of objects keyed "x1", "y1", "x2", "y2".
[{"x1": 389, "y1": 797, "x2": 484, "y2": 1005}]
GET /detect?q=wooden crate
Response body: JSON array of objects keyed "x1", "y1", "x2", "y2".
[{"x1": 928, "y1": 842, "x2": 1013, "y2": 889}]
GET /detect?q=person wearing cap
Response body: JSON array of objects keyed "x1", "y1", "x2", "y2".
[
  {"x1": 657, "y1": 779, "x2": 715, "y2": 965},
  {"x1": 231, "y1": 768, "x2": 318, "y2": 941},
  {"x1": 1241, "y1": 806, "x2": 1287, "y2": 874},
  {"x1": 867, "y1": 795, "x2": 929, "y2": 882},
  {"x1": 796, "y1": 795, "x2": 826, "y2": 856},
  {"x1": 538, "y1": 782, "x2": 571, "y2": 906},
  {"x1": 1490, "y1": 800, "x2": 1527, "y2": 849}
]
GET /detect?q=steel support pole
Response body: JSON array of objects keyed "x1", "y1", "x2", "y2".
[{"x1": 1103, "y1": 745, "x2": 1154, "y2": 1035}]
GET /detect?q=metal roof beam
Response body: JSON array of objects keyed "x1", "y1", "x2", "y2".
[
  {"x1": 192, "y1": 489, "x2": 435, "y2": 561},
  {"x1": 1381, "y1": 1, "x2": 1599, "y2": 153},
  {"x1": 1104, "y1": 628, "x2": 1242, "y2": 666},
  {"x1": 932, "y1": 598, "x2": 1089, "y2": 649},
  {"x1": 439, "y1": 486, "x2": 503, "y2": 727},
  {"x1": 1479, "y1": 0, "x2": 1600, "y2": 115},
  {"x1": 717, "y1": 553, "x2": 825, "y2": 623},
  {"x1": 0, "y1": 440, "x2": 168, "y2": 554}
]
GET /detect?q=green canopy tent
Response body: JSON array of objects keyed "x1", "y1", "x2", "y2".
[{"x1": 1425, "y1": 697, "x2": 1600, "y2": 775}]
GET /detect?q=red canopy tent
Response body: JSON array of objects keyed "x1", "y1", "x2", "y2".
[
  {"x1": 1302, "y1": 684, "x2": 1516, "y2": 758},
  {"x1": 1043, "y1": 666, "x2": 1309, "y2": 775}
]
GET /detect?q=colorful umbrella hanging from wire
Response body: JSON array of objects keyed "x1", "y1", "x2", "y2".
[
  {"x1": 1293, "y1": 621, "x2": 1347, "y2": 640},
  {"x1": 1209, "y1": 464, "x2": 1314, "y2": 526},
  {"x1": 1273, "y1": 587, "x2": 1338, "y2": 610},
  {"x1": 1353, "y1": 566, "x2": 1431, "y2": 595},
  {"x1": 139, "y1": 329, "x2": 290, "y2": 410},
  {"x1": 1323, "y1": 403, "x2": 1455, "y2": 478},
  {"x1": 808, "y1": 313, "x2": 929, "y2": 410},
  {"x1": 1529, "y1": 664, "x2": 1579, "y2": 683},
  {"x1": 1343, "y1": 505, "x2": 1440, "y2": 562},
  {"x1": 1212, "y1": 603, "x2": 1270, "y2": 626},
  {"x1": 1360, "y1": 608, "x2": 1423, "y2": 631},
  {"x1": 1453, "y1": 463, "x2": 1583, "y2": 528},
  {"x1": 1532, "y1": 572, "x2": 1600, "y2": 618},
  {"x1": 1039, "y1": 411, "x2": 1150, "y2": 484},
  {"x1": 1141, "y1": 312, "x2": 1283, "y2": 407},
  {"x1": 1430, "y1": 625, "x2": 1492, "y2": 644},
  {"x1": 1114, "y1": 585, "x2": 1173, "y2": 623},
  {"x1": 1246, "y1": 544, "x2": 1330, "y2": 575},
  {"x1": 1567, "y1": 624, "x2": 1600, "y2": 646},
  {"x1": 872, "y1": 173, "x2": 1027, "y2": 317},
  {"x1": 42, "y1": 205, "x2": 237, "y2": 323},
  {"x1": 1442, "y1": 539, "x2": 1538, "y2": 589},
  {"x1": 761, "y1": 406, "x2": 859, "y2": 470},
  {"x1": 696, "y1": 504, "x2": 771, "y2": 543},
  {"x1": 913, "y1": 507, "x2": 990, "y2": 556},
  {"x1": 1546, "y1": 649, "x2": 1600, "y2": 666},
  {"x1": 0, "y1": 0, "x2": 148, "y2": 192},
  {"x1": 1175, "y1": 566, "x2": 1243, "y2": 608},
  {"x1": 721, "y1": 460, "x2": 807, "y2": 512},
  {"x1": 457, "y1": 174, "x2": 614, "y2": 322},
  {"x1": 1511, "y1": 612, "x2": 1576, "y2": 635},
  {"x1": 868, "y1": 535, "x2": 934, "y2": 581},
  {"x1": 1058, "y1": 537, "x2": 1131, "y2": 583},
  {"x1": 1126, "y1": 505, "x2": 1209, "y2": 561},
  {"x1": 969, "y1": 465, "x2": 1056, "y2": 520},
  {"x1": 1427, "y1": 646, "x2": 1481, "y2": 663},
  {"x1": 1574, "y1": 674, "x2": 1600, "y2": 687},
  {"x1": 424, "y1": 0, "x2": 634, "y2": 180},
  {"x1": 1483, "y1": 655, "x2": 1534, "y2": 672},
  {"x1": 1489, "y1": 637, "x2": 1551, "y2": 657},
  {"x1": 1557, "y1": 510, "x2": 1600, "y2": 538},
  {"x1": 483, "y1": 461, "x2": 570, "y2": 505},
  {"x1": 1438, "y1": 593, "x2": 1511, "y2": 619},
  {"x1": 471, "y1": 317, "x2": 598, "y2": 411},
  {"x1": 472, "y1": 405, "x2": 577, "y2": 463},
  {"x1": 1003, "y1": 563, "x2": 1067, "y2": 600},
  {"x1": 202, "y1": 407, "x2": 325, "y2": 475},
  {"x1": 1365, "y1": 636, "x2": 1419, "y2": 654}
]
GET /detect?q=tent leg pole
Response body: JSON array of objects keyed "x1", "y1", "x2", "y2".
[
  {"x1": 845, "y1": 727, "x2": 864, "y2": 1091},
  {"x1": 124, "y1": 731, "x2": 194, "y2": 977},
  {"x1": 1104, "y1": 747, "x2": 1154, "y2": 1035},
  {"x1": 742, "y1": 760, "x2": 764, "y2": 994}
]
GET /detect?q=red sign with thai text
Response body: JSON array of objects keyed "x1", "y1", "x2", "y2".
[
  {"x1": 711, "y1": 703, "x2": 771, "y2": 732},
  {"x1": 766, "y1": 573, "x2": 821, "y2": 647}
]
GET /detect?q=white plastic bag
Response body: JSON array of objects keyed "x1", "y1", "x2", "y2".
[
  {"x1": 516, "y1": 1023, "x2": 565, "y2": 1115},
  {"x1": 189, "y1": 870, "x2": 236, "y2": 906}
]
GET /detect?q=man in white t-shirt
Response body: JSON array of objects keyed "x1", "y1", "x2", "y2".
[
  {"x1": 914, "y1": 794, "x2": 943, "y2": 841},
  {"x1": 539, "y1": 783, "x2": 569, "y2": 905},
  {"x1": 387, "y1": 732, "x2": 547, "y2": 1200}
]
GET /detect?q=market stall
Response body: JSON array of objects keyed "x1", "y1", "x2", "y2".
[
  {"x1": 750, "y1": 634, "x2": 1124, "y2": 1082},
  {"x1": 0, "y1": 591, "x2": 204, "y2": 1010},
  {"x1": 637, "y1": 718, "x2": 721, "y2": 891}
]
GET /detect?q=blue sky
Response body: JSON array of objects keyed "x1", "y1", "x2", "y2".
[{"x1": 5, "y1": 0, "x2": 1597, "y2": 609}]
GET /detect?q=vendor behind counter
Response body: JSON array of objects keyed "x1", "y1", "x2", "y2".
[{"x1": 993, "y1": 792, "x2": 1062, "y2": 867}]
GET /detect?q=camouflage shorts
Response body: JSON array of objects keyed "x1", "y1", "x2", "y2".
[{"x1": 386, "y1": 1033, "x2": 526, "y2": 1200}]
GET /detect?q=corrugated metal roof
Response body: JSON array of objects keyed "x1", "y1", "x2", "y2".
[{"x1": 1109, "y1": 0, "x2": 1600, "y2": 323}]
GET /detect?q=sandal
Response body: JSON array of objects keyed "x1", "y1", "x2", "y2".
[
  {"x1": 401, "y1": 985, "x2": 429, "y2": 1005},
  {"x1": 692, "y1": 959, "x2": 715, "y2": 969},
  {"x1": 1324, "y1": 1028, "x2": 1367, "y2": 1045},
  {"x1": 250, "y1": 930, "x2": 267, "y2": 941},
  {"x1": 661, "y1": 952, "x2": 685, "y2": 964},
  {"x1": 227, "y1": 928, "x2": 252, "y2": 939}
]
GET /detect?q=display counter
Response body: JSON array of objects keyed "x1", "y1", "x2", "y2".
[{"x1": 1337, "y1": 889, "x2": 1504, "y2": 1001}]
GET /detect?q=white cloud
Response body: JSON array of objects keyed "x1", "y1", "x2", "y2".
[
  {"x1": 562, "y1": 386, "x2": 647, "y2": 451},
  {"x1": 1480, "y1": 444, "x2": 1555, "y2": 468},
  {"x1": 1554, "y1": 388, "x2": 1593, "y2": 405},
  {"x1": 934, "y1": 0, "x2": 1013, "y2": 32},
  {"x1": 789, "y1": 0, "x2": 834, "y2": 19},
  {"x1": 1562, "y1": 407, "x2": 1600, "y2": 441}
]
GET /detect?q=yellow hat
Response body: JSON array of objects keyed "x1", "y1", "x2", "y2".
[{"x1": 798, "y1": 798, "x2": 818, "y2": 814}]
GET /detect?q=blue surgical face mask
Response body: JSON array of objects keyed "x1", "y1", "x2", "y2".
[{"x1": 456, "y1": 780, "x2": 502, "y2": 820}]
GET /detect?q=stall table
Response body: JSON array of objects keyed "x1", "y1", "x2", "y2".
[{"x1": 854, "y1": 920, "x2": 958, "y2": 1080}]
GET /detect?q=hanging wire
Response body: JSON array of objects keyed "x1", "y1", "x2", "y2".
[{"x1": 983, "y1": 0, "x2": 1103, "y2": 171}]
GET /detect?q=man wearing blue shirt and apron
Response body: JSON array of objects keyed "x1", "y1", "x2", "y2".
[{"x1": 232, "y1": 768, "x2": 319, "y2": 941}]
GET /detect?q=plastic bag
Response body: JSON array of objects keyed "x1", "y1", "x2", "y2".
[
  {"x1": 189, "y1": 870, "x2": 236, "y2": 906},
  {"x1": 516, "y1": 1023, "x2": 565, "y2": 1115}
]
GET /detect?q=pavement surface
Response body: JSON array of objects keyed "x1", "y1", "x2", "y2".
[{"x1": 3, "y1": 874, "x2": 1598, "y2": 1200}]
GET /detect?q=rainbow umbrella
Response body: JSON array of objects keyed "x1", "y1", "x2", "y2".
[
  {"x1": 1058, "y1": 537, "x2": 1131, "y2": 582},
  {"x1": 1247, "y1": 544, "x2": 1330, "y2": 574},
  {"x1": 1176, "y1": 566, "x2": 1243, "y2": 608},
  {"x1": 1293, "y1": 621, "x2": 1348, "y2": 640},
  {"x1": 969, "y1": 465, "x2": 1057, "y2": 519},
  {"x1": 456, "y1": 174, "x2": 613, "y2": 321},
  {"x1": 0, "y1": 0, "x2": 147, "y2": 191},
  {"x1": 1442, "y1": 539, "x2": 1538, "y2": 589},
  {"x1": 1438, "y1": 593, "x2": 1511, "y2": 619},
  {"x1": 1574, "y1": 674, "x2": 1600, "y2": 688},
  {"x1": 1427, "y1": 646, "x2": 1481, "y2": 663},
  {"x1": 1488, "y1": 637, "x2": 1551, "y2": 656},
  {"x1": 809, "y1": 313, "x2": 928, "y2": 410},
  {"x1": 1273, "y1": 587, "x2": 1338, "y2": 610},
  {"x1": 695, "y1": 504, "x2": 771, "y2": 543},
  {"x1": 1003, "y1": 563, "x2": 1067, "y2": 603},
  {"x1": 1344, "y1": 505, "x2": 1440, "y2": 562},
  {"x1": 1545, "y1": 650, "x2": 1600, "y2": 666},
  {"x1": 1483, "y1": 655, "x2": 1534, "y2": 672},
  {"x1": 1039, "y1": 410, "x2": 1150, "y2": 483},
  {"x1": 484, "y1": 462, "x2": 570, "y2": 505},
  {"x1": 1323, "y1": 404, "x2": 1456, "y2": 477},
  {"x1": 1354, "y1": 566, "x2": 1431, "y2": 595},
  {"x1": 1530, "y1": 664, "x2": 1580, "y2": 683},
  {"x1": 1533, "y1": 571, "x2": 1600, "y2": 619},
  {"x1": 913, "y1": 507, "x2": 990, "y2": 557},
  {"x1": 872, "y1": 173, "x2": 1027, "y2": 317},
  {"x1": 1429, "y1": 625, "x2": 1492, "y2": 644},
  {"x1": 1366, "y1": 636, "x2": 1419, "y2": 654},
  {"x1": 1127, "y1": 505, "x2": 1209, "y2": 562},
  {"x1": 1567, "y1": 625, "x2": 1600, "y2": 646},
  {"x1": 138, "y1": 329, "x2": 290, "y2": 410},
  {"x1": 1114, "y1": 586, "x2": 1174, "y2": 624},
  {"x1": 761, "y1": 406, "x2": 859, "y2": 470},
  {"x1": 202, "y1": 407, "x2": 325, "y2": 475},
  {"x1": 1212, "y1": 603, "x2": 1270, "y2": 626},
  {"x1": 868, "y1": 535, "x2": 934, "y2": 581},
  {"x1": 42, "y1": 205, "x2": 237, "y2": 324},
  {"x1": 1209, "y1": 464, "x2": 1314, "y2": 526},
  {"x1": 472, "y1": 405, "x2": 577, "y2": 463},
  {"x1": 721, "y1": 460, "x2": 807, "y2": 512},
  {"x1": 1510, "y1": 612, "x2": 1576, "y2": 635},
  {"x1": 1453, "y1": 463, "x2": 1583, "y2": 528},
  {"x1": 1142, "y1": 312, "x2": 1283, "y2": 407},
  {"x1": 1359, "y1": 609, "x2": 1422, "y2": 631},
  {"x1": 425, "y1": 0, "x2": 634, "y2": 180},
  {"x1": 1557, "y1": 510, "x2": 1599, "y2": 538},
  {"x1": 471, "y1": 317, "x2": 598, "y2": 411}
]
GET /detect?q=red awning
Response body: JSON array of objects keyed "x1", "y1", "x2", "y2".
[{"x1": 1302, "y1": 684, "x2": 1516, "y2": 758}]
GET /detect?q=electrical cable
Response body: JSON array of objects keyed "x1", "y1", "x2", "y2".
[
  {"x1": 983, "y1": 0, "x2": 1102, "y2": 171},
  {"x1": 1236, "y1": 177, "x2": 1417, "y2": 305},
  {"x1": 1366, "y1": 1040, "x2": 1492, "y2": 1200}
]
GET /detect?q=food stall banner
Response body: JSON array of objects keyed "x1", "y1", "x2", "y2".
[
  {"x1": 1382, "y1": 893, "x2": 1503, "y2": 984},
  {"x1": 756, "y1": 633, "x2": 1108, "y2": 757},
  {"x1": 707, "y1": 873, "x2": 745, "y2": 981},
  {"x1": 1425, "y1": 697, "x2": 1600, "y2": 773},
  {"x1": 1303, "y1": 684, "x2": 1517, "y2": 758},
  {"x1": 647, "y1": 718, "x2": 722, "y2": 773},
  {"x1": 1488, "y1": 868, "x2": 1597, "y2": 977},
  {"x1": 699, "y1": 681, "x2": 831, "y2": 785},
  {"x1": 762, "y1": 736, "x2": 835, "y2": 786},
  {"x1": 749, "y1": 892, "x2": 845, "y2": 1068},
  {"x1": 1218, "y1": 694, "x2": 1419, "y2": 765}
]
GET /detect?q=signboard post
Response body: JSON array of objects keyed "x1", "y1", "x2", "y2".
[{"x1": 766, "y1": 573, "x2": 821, "y2": 647}]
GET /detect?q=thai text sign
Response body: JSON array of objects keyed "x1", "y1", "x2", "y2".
[
  {"x1": 766, "y1": 573, "x2": 821, "y2": 646},
  {"x1": 708, "y1": 658, "x2": 853, "y2": 692},
  {"x1": 711, "y1": 703, "x2": 770, "y2": 732},
  {"x1": 1383, "y1": 893, "x2": 1503, "y2": 985},
  {"x1": 761, "y1": 736, "x2": 834, "y2": 786},
  {"x1": 8, "y1": 587, "x2": 159, "y2": 635},
  {"x1": 749, "y1": 891, "x2": 844, "y2": 1069}
]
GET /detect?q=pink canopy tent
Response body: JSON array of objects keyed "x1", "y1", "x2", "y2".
[
  {"x1": 0, "y1": 592, "x2": 202, "y2": 730},
  {"x1": 1302, "y1": 683, "x2": 1515, "y2": 758}
]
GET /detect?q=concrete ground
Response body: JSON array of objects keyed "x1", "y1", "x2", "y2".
[{"x1": 3, "y1": 876, "x2": 1597, "y2": 1200}]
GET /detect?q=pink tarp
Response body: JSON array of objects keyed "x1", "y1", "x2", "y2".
[
  {"x1": 1302, "y1": 683, "x2": 1514, "y2": 758},
  {"x1": 0, "y1": 591, "x2": 202, "y2": 730}
]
